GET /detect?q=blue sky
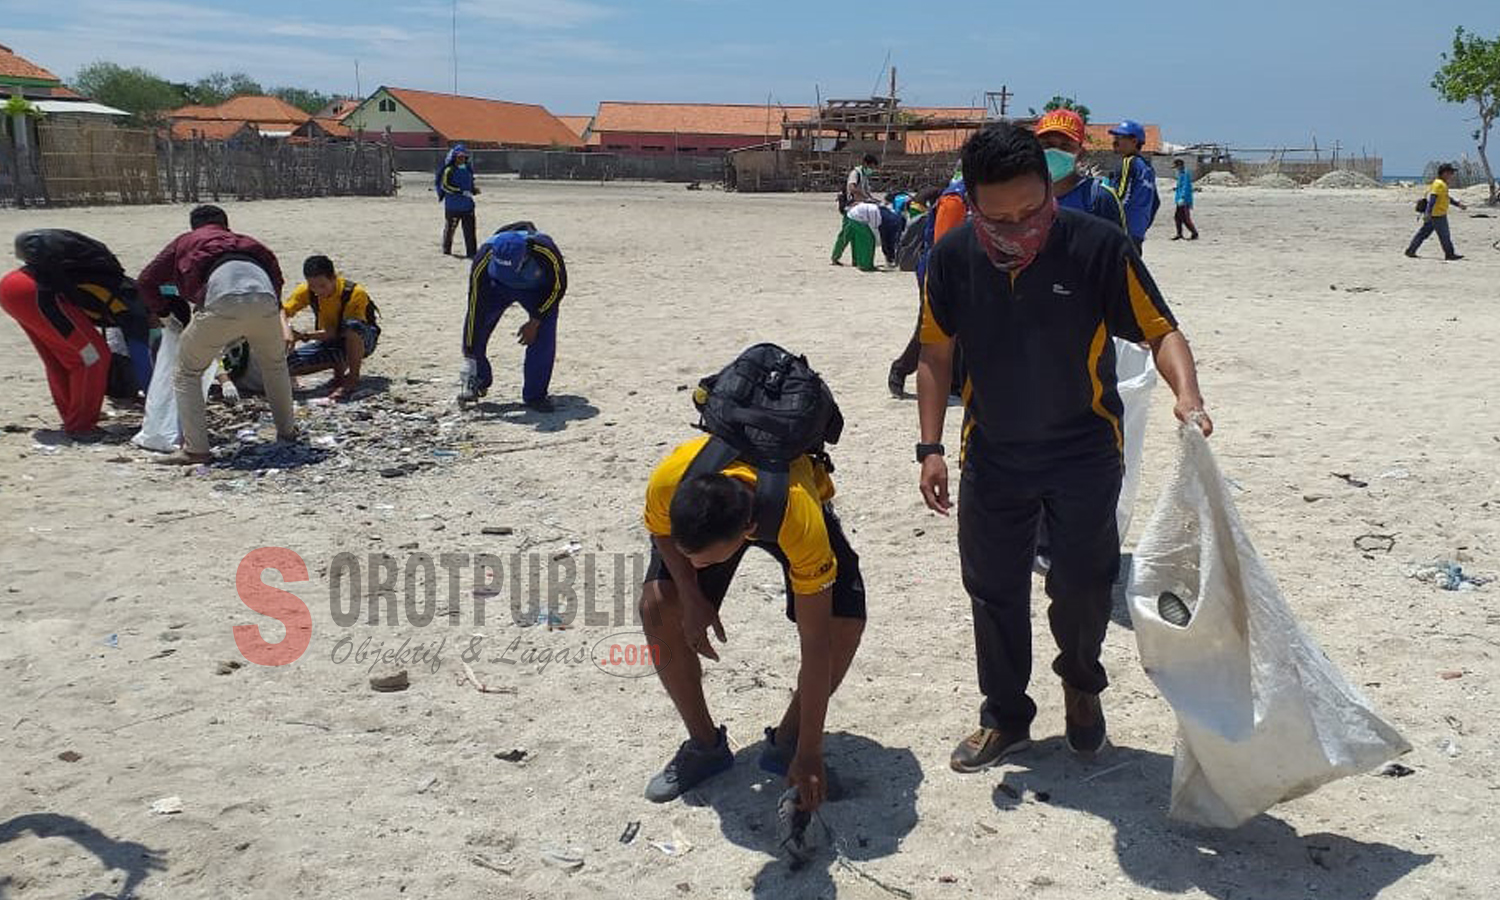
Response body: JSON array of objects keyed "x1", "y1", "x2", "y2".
[{"x1": 4, "y1": 0, "x2": 1499, "y2": 173}]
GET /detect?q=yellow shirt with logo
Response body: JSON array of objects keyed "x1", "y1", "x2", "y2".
[
  {"x1": 1428, "y1": 178, "x2": 1450, "y2": 217},
  {"x1": 282, "y1": 277, "x2": 372, "y2": 332},
  {"x1": 644, "y1": 435, "x2": 838, "y2": 595}
]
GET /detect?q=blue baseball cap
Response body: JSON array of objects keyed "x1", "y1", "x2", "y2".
[
  {"x1": 486, "y1": 231, "x2": 529, "y2": 278},
  {"x1": 1108, "y1": 120, "x2": 1146, "y2": 142}
]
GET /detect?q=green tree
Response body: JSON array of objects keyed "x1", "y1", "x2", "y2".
[
  {"x1": 1028, "y1": 96, "x2": 1092, "y2": 124},
  {"x1": 270, "y1": 86, "x2": 334, "y2": 115},
  {"x1": 189, "y1": 71, "x2": 264, "y2": 106},
  {"x1": 72, "y1": 61, "x2": 185, "y2": 124},
  {"x1": 1432, "y1": 27, "x2": 1500, "y2": 203}
]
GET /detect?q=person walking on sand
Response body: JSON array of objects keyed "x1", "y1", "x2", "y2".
[
  {"x1": 1105, "y1": 120, "x2": 1160, "y2": 254},
  {"x1": 1405, "y1": 163, "x2": 1466, "y2": 260},
  {"x1": 1034, "y1": 109, "x2": 1125, "y2": 227},
  {"x1": 1171, "y1": 159, "x2": 1199, "y2": 241},
  {"x1": 437, "y1": 145, "x2": 481, "y2": 259},
  {"x1": 137, "y1": 205, "x2": 297, "y2": 465},
  {"x1": 916, "y1": 123, "x2": 1212, "y2": 772}
]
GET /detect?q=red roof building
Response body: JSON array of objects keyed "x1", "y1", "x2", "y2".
[
  {"x1": 343, "y1": 87, "x2": 581, "y2": 150},
  {"x1": 589, "y1": 102, "x2": 816, "y2": 155},
  {"x1": 169, "y1": 95, "x2": 311, "y2": 138}
]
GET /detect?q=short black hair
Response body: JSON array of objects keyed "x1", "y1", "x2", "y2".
[
  {"x1": 914, "y1": 184, "x2": 947, "y2": 206},
  {"x1": 960, "y1": 123, "x2": 1048, "y2": 191},
  {"x1": 1438, "y1": 163, "x2": 1457, "y2": 175},
  {"x1": 189, "y1": 204, "x2": 228, "y2": 230},
  {"x1": 1172, "y1": 158, "x2": 1185, "y2": 168},
  {"x1": 862, "y1": 154, "x2": 879, "y2": 167},
  {"x1": 669, "y1": 474, "x2": 753, "y2": 554},
  {"x1": 303, "y1": 255, "x2": 336, "y2": 279}
]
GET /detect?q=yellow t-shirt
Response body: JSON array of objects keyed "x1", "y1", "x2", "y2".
[
  {"x1": 1427, "y1": 178, "x2": 1450, "y2": 217},
  {"x1": 282, "y1": 277, "x2": 372, "y2": 332},
  {"x1": 644, "y1": 435, "x2": 838, "y2": 596}
]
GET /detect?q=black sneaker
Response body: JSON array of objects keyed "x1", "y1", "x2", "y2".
[
  {"x1": 1063, "y1": 685, "x2": 1107, "y2": 757},
  {"x1": 645, "y1": 726, "x2": 733, "y2": 802},
  {"x1": 1445, "y1": 254, "x2": 1464, "y2": 261},
  {"x1": 950, "y1": 725, "x2": 1031, "y2": 773},
  {"x1": 1404, "y1": 250, "x2": 1418, "y2": 258},
  {"x1": 524, "y1": 396, "x2": 555, "y2": 413}
]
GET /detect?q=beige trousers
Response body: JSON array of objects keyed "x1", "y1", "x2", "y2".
[{"x1": 174, "y1": 292, "x2": 294, "y2": 455}]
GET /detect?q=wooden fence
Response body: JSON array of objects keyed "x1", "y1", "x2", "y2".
[{"x1": 0, "y1": 119, "x2": 396, "y2": 206}]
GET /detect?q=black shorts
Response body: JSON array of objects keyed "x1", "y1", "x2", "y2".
[{"x1": 645, "y1": 506, "x2": 866, "y2": 622}]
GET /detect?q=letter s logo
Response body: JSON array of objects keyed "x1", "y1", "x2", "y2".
[{"x1": 234, "y1": 547, "x2": 312, "y2": 666}]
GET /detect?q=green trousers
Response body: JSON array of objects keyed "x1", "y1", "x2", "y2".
[{"x1": 831, "y1": 218, "x2": 877, "y2": 271}]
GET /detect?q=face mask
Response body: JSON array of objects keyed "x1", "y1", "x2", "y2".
[
  {"x1": 1044, "y1": 148, "x2": 1077, "y2": 183},
  {"x1": 967, "y1": 193, "x2": 1058, "y2": 273}
]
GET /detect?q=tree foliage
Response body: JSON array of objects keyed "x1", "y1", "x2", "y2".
[
  {"x1": 72, "y1": 61, "x2": 184, "y2": 124},
  {"x1": 270, "y1": 86, "x2": 334, "y2": 115},
  {"x1": 1028, "y1": 96, "x2": 1092, "y2": 124},
  {"x1": 1433, "y1": 27, "x2": 1500, "y2": 202},
  {"x1": 188, "y1": 72, "x2": 265, "y2": 106}
]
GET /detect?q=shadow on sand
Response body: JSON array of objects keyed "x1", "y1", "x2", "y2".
[{"x1": 0, "y1": 813, "x2": 166, "y2": 900}]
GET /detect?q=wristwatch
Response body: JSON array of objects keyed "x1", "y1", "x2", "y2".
[{"x1": 916, "y1": 442, "x2": 945, "y2": 462}]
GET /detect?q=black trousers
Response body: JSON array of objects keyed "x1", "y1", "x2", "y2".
[
  {"x1": 958, "y1": 441, "x2": 1122, "y2": 730},
  {"x1": 1174, "y1": 205, "x2": 1199, "y2": 238},
  {"x1": 443, "y1": 212, "x2": 477, "y2": 258}
]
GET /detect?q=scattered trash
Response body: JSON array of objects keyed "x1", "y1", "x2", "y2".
[
  {"x1": 1377, "y1": 468, "x2": 1410, "y2": 480},
  {"x1": 551, "y1": 540, "x2": 582, "y2": 560},
  {"x1": 457, "y1": 660, "x2": 516, "y2": 694},
  {"x1": 1407, "y1": 560, "x2": 1491, "y2": 592},
  {"x1": 540, "y1": 847, "x2": 585, "y2": 872},
  {"x1": 481, "y1": 526, "x2": 514, "y2": 536},
  {"x1": 1440, "y1": 670, "x2": 1464, "y2": 680},
  {"x1": 938, "y1": 874, "x2": 958, "y2": 884},
  {"x1": 369, "y1": 670, "x2": 410, "y2": 692},
  {"x1": 1438, "y1": 738, "x2": 1460, "y2": 759},
  {"x1": 57, "y1": 750, "x2": 82, "y2": 763},
  {"x1": 1353, "y1": 533, "x2": 1397, "y2": 554},
  {"x1": 494, "y1": 749, "x2": 527, "y2": 763},
  {"x1": 1376, "y1": 762, "x2": 1415, "y2": 778},
  {"x1": 650, "y1": 830, "x2": 695, "y2": 858},
  {"x1": 619, "y1": 821, "x2": 641, "y2": 844},
  {"x1": 215, "y1": 660, "x2": 242, "y2": 675},
  {"x1": 431, "y1": 449, "x2": 458, "y2": 458},
  {"x1": 777, "y1": 788, "x2": 814, "y2": 866},
  {"x1": 416, "y1": 774, "x2": 439, "y2": 794},
  {"x1": 470, "y1": 853, "x2": 513, "y2": 876},
  {"x1": 98, "y1": 633, "x2": 119, "y2": 649},
  {"x1": 150, "y1": 796, "x2": 184, "y2": 815},
  {"x1": 1331, "y1": 472, "x2": 1368, "y2": 488}
]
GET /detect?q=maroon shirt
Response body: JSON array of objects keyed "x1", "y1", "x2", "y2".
[{"x1": 136, "y1": 224, "x2": 283, "y2": 315}]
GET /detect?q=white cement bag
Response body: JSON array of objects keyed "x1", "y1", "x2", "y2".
[
  {"x1": 132, "y1": 325, "x2": 214, "y2": 453},
  {"x1": 1128, "y1": 425, "x2": 1410, "y2": 828},
  {"x1": 1114, "y1": 340, "x2": 1156, "y2": 542}
]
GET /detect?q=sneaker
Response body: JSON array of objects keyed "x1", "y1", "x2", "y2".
[
  {"x1": 950, "y1": 725, "x2": 1031, "y2": 773},
  {"x1": 759, "y1": 727, "x2": 846, "y2": 799},
  {"x1": 1445, "y1": 254, "x2": 1464, "y2": 261},
  {"x1": 1404, "y1": 250, "x2": 1418, "y2": 259},
  {"x1": 887, "y1": 365, "x2": 906, "y2": 399},
  {"x1": 457, "y1": 377, "x2": 484, "y2": 404},
  {"x1": 523, "y1": 396, "x2": 556, "y2": 413},
  {"x1": 645, "y1": 726, "x2": 733, "y2": 802},
  {"x1": 1063, "y1": 685, "x2": 1107, "y2": 756}
]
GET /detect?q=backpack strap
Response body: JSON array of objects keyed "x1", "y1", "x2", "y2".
[{"x1": 681, "y1": 435, "x2": 789, "y2": 545}]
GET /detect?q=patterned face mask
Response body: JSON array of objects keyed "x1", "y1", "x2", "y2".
[{"x1": 966, "y1": 190, "x2": 1057, "y2": 273}]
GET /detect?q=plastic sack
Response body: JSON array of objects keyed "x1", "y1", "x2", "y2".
[
  {"x1": 131, "y1": 325, "x2": 215, "y2": 452},
  {"x1": 1127, "y1": 425, "x2": 1410, "y2": 828},
  {"x1": 1114, "y1": 340, "x2": 1157, "y2": 542}
]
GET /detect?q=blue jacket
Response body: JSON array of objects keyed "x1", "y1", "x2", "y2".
[
  {"x1": 1110, "y1": 155, "x2": 1160, "y2": 241},
  {"x1": 1175, "y1": 171, "x2": 1194, "y2": 208},
  {"x1": 437, "y1": 146, "x2": 476, "y2": 214},
  {"x1": 470, "y1": 228, "x2": 567, "y2": 318},
  {"x1": 1058, "y1": 175, "x2": 1125, "y2": 231}
]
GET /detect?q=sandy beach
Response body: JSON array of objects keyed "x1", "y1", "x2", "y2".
[{"x1": 1, "y1": 175, "x2": 1497, "y2": 899}]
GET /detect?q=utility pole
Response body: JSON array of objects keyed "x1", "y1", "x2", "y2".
[
  {"x1": 984, "y1": 86, "x2": 1013, "y2": 119},
  {"x1": 451, "y1": 0, "x2": 459, "y2": 93}
]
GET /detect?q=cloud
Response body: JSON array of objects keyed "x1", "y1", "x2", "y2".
[{"x1": 400, "y1": 0, "x2": 615, "y2": 29}]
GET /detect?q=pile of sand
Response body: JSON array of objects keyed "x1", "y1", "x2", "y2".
[
  {"x1": 1312, "y1": 170, "x2": 1382, "y2": 189},
  {"x1": 1198, "y1": 170, "x2": 1242, "y2": 187},
  {"x1": 1252, "y1": 173, "x2": 1300, "y2": 189}
]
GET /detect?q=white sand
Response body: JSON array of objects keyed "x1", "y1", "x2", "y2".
[{"x1": 1, "y1": 177, "x2": 1497, "y2": 898}]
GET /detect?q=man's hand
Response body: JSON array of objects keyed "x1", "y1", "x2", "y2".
[
  {"x1": 920, "y1": 454, "x2": 952, "y2": 515},
  {"x1": 517, "y1": 318, "x2": 541, "y2": 346},
  {"x1": 788, "y1": 749, "x2": 827, "y2": 812},
  {"x1": 680, "y1": 593, "x2": 726, "y2": 661},
  {"x1": 220, "y1": 380, "x2": 241, "y2": 406},
  {"x1": 1173, "y1": 396, "x2": 1213, "y2": 437}
]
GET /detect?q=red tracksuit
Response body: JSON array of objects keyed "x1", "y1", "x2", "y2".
[{"x1": 0, "y1": 268, "x2": 111, "y2": 434}]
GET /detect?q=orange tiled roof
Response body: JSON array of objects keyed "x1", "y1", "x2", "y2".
[
  {"x1": 557, "y1": 115, "x2": 593, "y2": 138},
  {"x1": 0, "y1": 43, "x2": 59, "y2": 83},
  {"x1": 592, "y1": 102, "x2": 816, "y2": 138},
  {"x1": 311, "y1": 116, "x2": 352, "y2": 137},
  {"x1": 384, "y1": 87, "x2": 582, "y2": 148},
  {"x1": 171, "y1": 95, "x2": 311, "y2": 126},
  {"x1": 170, "y1": 119, "x2": 257, "y2": 141}
]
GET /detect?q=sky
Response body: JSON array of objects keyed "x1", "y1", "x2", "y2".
[{"x1": 4, "y1": 0, "x2": 1499, "y2": 174}]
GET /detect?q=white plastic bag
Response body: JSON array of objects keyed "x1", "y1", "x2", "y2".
[
  {"x1": 132, "y1": 325, "x2": 215, "y2": 453},
  {"x1": 1128, "y1": 425, "x2": 1410, "y2": 829},
  {"x1": 1114, "y1": 340, "x2": 1156, "y2": 542}
]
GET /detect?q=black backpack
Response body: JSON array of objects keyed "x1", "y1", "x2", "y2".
[
  {"x1": 683, "y1": 344, "x2": 844, "y2": 542},
  {"x1": 895, "y1": 211, "x2": 929, "y2": 271},
  {"x1": 312, "y1": 280, "x2": 380, "y2": 332},
  {"x1": 15, "y1": 229, "x2": 125, "y2": 292}
]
